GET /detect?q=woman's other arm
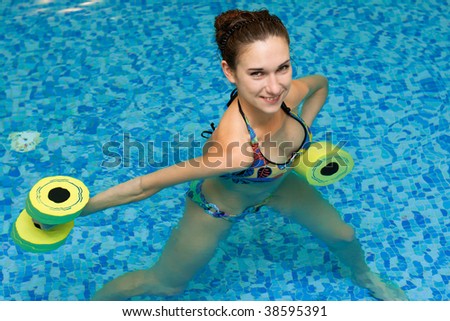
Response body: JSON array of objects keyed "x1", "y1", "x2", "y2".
[{"x1": 286, "y1": 75, "x2": 329, "y2": 127}]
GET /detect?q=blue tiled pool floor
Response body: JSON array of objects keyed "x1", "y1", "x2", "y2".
[{"x1": 1, "y1": 0, "x2": 448, "y2": 300}]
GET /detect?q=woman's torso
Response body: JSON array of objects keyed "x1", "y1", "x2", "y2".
[{"x1": 200, "y1": 90, "x2": 311, "y2": 215}]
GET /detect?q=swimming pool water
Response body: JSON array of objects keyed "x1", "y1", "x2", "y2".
[{"x1": 0, "y1": 0, "x2": 448, "y2": 301}]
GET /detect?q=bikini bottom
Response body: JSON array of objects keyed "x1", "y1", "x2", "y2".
[{"x1": 185, "y1": 179, "x2": 270, "y2": 223}]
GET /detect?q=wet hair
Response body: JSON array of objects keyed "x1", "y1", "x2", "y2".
[{"x1": 215, "y1": 9, "x2": 290, "y2": 70}]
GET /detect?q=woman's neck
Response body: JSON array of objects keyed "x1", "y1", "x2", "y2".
[{"x1": 238, "y1": 98, "x2": 285, "y2": 133}]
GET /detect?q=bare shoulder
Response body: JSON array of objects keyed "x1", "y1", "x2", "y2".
[
  {"x1": 285, "y1": 75, "x2": 328, "y2": 111},
  {"x1": 285, "y1": 79, "x2": 309, "y2": 110},
  {"x1": 204, "y1": 104, "x2": 254, "y2": 170}
]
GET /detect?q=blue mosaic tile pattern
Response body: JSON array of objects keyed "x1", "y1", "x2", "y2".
[{"x1": 0, "y1": 0, "x2": 448, "y2": 301}]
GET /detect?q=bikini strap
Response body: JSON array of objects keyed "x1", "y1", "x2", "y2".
[
  {"x1": 237, "y1": 100, "x2": 258, "y2": 144},
  {"x1": 281, "y1": 102, "x2": 291, "y2": 113},
  {"x1": 201, "y1": 89, "x2": 238, "y2": 139},
  {"x1": 201, "y1": 122, "x2": 216, "y2": 139},
  {"x1": 283, "y1": 105, "x2": 314, "y2": 145},
  {"x1": 227, "y1": 88, "x2": 238, "y2": 107}
]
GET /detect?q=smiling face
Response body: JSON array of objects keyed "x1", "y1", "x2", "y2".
[{"x1": 222, "y1": 36, "x2": 292, "y2": 115}]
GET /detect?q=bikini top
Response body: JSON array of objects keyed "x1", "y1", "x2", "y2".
[{"x1": 216, "y1": 90, "x2": 313, "y2": 184}]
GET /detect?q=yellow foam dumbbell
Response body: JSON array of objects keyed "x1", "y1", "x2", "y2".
[
  {"x1": 294, "y1": 141, "x2": 354, "y2": 186},
  {"x1": 11, "y1": 176, "x2": 89, "y2": 253}
]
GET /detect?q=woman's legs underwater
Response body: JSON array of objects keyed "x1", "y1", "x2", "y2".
[
  {"x1": 92, "y1": 173, "x2": 408, "y2": 300},
  {"x1": 268, "y1": 172, "x2": 408, "y2": 300},
  {"x1": 93, "y1": 198, "x2": 233, "y2": 300}
]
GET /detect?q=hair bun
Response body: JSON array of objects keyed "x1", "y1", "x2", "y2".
[
  {"x1": 213, "y1": 9, "x2": 288, "y2": 69},
  {"x1": 214, "y1": 9, "x2": 271, "y2": 47}
]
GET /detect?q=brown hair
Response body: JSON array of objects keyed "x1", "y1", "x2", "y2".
[{"x1": 215, "y1": 9, "x2": 290, "y2": 70}]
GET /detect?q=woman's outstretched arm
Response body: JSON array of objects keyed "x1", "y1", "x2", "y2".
[{"x1": 80, "y1": 138, "x2": 254, "y2": 217}]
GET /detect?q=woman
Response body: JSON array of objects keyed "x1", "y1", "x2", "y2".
[{"x1": 77, "y1": 9, "x2": 407, "y2": 300}]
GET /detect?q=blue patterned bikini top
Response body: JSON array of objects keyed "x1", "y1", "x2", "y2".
[{"x1": 219, "y1": 90, "x2": 313, "y2": 184}]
